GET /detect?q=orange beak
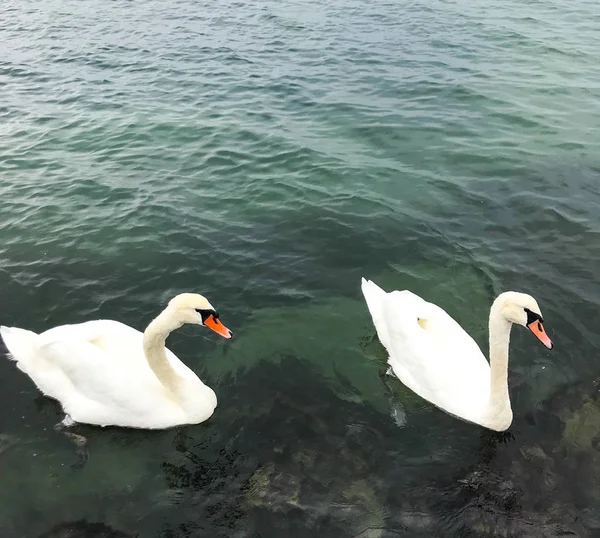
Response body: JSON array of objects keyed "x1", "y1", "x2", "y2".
[
  {"x1": 204, "y1": 314, "x2": 232, "y2": 339},
  {"x1": 527, "y1": 319, "x2": 552, "y2": 349}
]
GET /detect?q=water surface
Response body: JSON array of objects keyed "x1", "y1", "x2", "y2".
[{"x1": 1, "y1": 0, "x2": 600, "y2": 536}]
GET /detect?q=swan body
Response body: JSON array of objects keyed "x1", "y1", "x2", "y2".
[
  {"x1": 1, "y1": 293, "x2": 232, "y2": 429},
  {"x1": 361, "y1": 278, "x2": 552, "y2": 431}
]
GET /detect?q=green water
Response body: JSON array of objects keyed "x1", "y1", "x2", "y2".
[{"x1": 1, "y1": 0, "x2": 600, "y2": 536}]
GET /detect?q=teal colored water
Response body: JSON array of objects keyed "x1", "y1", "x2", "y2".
[{"x1": 1, "y1": 0, "x2": 600, "y2": 536}]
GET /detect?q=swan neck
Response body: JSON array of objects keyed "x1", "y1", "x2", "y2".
[
  {"x1": 143, "y1": 308, "x2": 182, "y2": 393},
  {"x1": 488, "y1": 307, "x2": 512, "y2": 408}
]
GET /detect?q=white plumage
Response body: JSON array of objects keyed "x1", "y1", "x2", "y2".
[
  {"x1": 361, "y1": 278, "x2": 552, "y2": 431},
  {"x1": 1, "y1": 293, "x2": 232, "y2": 429}
]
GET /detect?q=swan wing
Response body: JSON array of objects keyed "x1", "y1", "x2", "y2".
[
  {"x1": 33, "y1": 320, "x2": 203, "y2": 423},
  {"x1": 39, "y1": 320, "x2": 199, "y2": 381},
  {"x1": 37, "y1": 321, "x2": 167, "y2": 415}
]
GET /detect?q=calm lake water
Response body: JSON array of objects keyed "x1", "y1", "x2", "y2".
[{"x1": 1, "y1": 0, "x2": 600, "y2": 536}]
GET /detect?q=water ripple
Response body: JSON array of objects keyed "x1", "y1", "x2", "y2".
[{"x1": 1, "y1": 0, "x2": 600, "y2": 535}]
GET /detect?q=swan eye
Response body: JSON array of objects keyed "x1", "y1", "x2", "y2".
[
  {"x1": 195, "y1": 308, "x2": 217, "y2": 323},
  {"x1": 524, "y1": 307, "x2": 543, "y2": 324}
]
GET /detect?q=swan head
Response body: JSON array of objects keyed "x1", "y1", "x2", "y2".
[
  {"x1": 168, "y1": 293, "x2": 232, "y2": 339},
  {"x1": 494, "y1": 291, "x2": 552, "y2": 349}
]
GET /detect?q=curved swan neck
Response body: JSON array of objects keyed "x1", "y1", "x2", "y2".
[
  {"x1": 487, "y1": 300, "x2": 513, "y2": 416},
  {"x1": 143, "y1": 307, "x2": 183, "y2": 393}
]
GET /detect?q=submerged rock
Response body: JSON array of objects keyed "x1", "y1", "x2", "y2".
[
  {"x1": 425, "y1": 376, "x2": 600, "y2": 537},
  {"x1": 165, "y1": 352, "x2": 600, "y2": 538},
  {"x1": 37, "y1": 520, "x2": 134, "y2": 538},
  {"x1": 159, "y1": 356, "x2": 435, "y2": 538}
]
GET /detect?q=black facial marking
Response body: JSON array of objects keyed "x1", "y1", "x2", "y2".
[
  {"x1": 196, "y1": 308, "x2": 218, "y2": 323},
  {"x1": 524, "y1": 307, "x2": 543, "y2": 325}
]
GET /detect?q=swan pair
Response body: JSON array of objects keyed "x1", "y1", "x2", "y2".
[{"x1": 1, "y1": 283, "x2": 551, "y2": 434}]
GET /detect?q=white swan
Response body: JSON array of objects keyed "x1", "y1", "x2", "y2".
[
  {"x1": 0, "y1": 293, "x2": 232, "y2": 430},
  {"x1": 361, "y1": 278, "x2": 552, "y2": 431}
]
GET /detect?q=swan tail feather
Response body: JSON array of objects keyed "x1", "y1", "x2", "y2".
[
  {"x1": 361, "y1": 278, "x2": 391, "y2": 348},
  {"x1": 0, "y1": 326, "x2": 40, "y2": 373},
  {"x1": 361, "y1": 278, "x2": 386, "y2": 314}
]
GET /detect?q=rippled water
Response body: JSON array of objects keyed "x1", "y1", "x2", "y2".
[{"x1": 1, "y1": 0, "x2": 600, "y2": 536}]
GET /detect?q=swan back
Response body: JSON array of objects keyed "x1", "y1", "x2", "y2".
[{"x1": 361, "y1": 279, "x2": 491, "y2": 423}]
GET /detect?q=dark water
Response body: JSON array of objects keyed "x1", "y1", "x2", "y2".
[{"x1": 1, "y1": 0, "x2": 600, "y2": 536}]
